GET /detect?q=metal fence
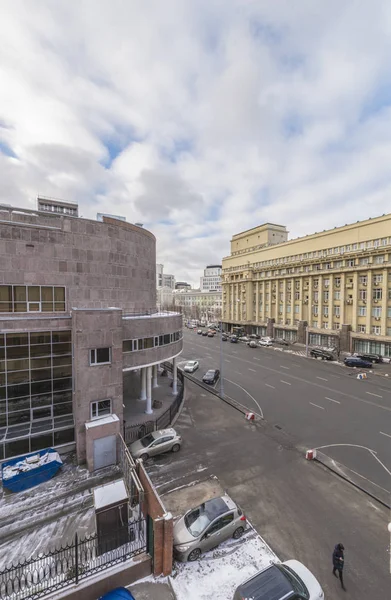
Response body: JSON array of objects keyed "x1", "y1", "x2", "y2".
[
  {"x1": 0, "y1": 518, "x2": 147, "y2": 600},
  {"x1": 124, "y1": 364, "x2": 184, "y2": 445}
]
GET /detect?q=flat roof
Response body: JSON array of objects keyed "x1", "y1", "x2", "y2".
[
  {"x1": 93, "y1": 479, "x2": 128, "y2": 510},
  {"x1": 232, "y1": 223, "x2": 287, "y2": 239}
]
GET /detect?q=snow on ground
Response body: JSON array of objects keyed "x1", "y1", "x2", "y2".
[{"x1": 169, "y1": 528, "x2": 277, "y2": 600}]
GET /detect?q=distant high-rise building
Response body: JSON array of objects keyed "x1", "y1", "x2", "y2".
[
  {"x1": 37, "y1": 195, "x2": 78, "y2": 217},
  {"x1": 156, "y1": 264, "x2": 175, "y2": 289},
  {"x1": 175, "y1": 281, "x2": 192, "y2": 291},
  {"x1": 200, "y1": 265, "x2": 222, "y2": 292}
]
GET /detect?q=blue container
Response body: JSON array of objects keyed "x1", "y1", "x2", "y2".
[
  {"x1": 99, "y1": 588, "x2": 136, "y2": 600},
  {"x1": 1, "y1": 448, "x2": 63, "y2": 493}
]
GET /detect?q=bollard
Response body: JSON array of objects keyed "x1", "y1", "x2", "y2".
[
  {"x1": 245, "y1": 412, "x2": 255, "y2": 421},
  {"x1": 306, "y1": 449, "x2": 316, "y2": 460}
]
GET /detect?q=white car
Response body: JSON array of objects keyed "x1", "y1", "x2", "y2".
[
  {"x1": 258, "y1": 337, "x2": 273, "y2": 347},
  {"x1": 184, "y1": 360, "x2": 199, "y2": 373},
  {"x1": 233, "y1": 559, "x2": 324, "y2": 600}
]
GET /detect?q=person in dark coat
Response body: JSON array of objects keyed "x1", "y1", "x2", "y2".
[{"x1": 332, "y1": 543, "x2": 346, "y2": 590}]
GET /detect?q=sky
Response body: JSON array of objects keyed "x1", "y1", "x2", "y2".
[{"x1": 1, "y1": 1, "x2": 391, "y2": 287}]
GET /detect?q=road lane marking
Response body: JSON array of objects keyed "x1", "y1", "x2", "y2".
[
  {"x1": 280, "y1": 380, "x2": 291, "y2": 385},
  {"x1": 325, "y1": 397, "x2": 341, "y2": 404},
  {"x1": 224, "y1": 359, "x2": 231, "y2": 363},
  {"x1": 248, "y1": 368, "x2": 256, "y2": 372},
  {"x1": 265, "y1": 383, "x2": 275, "y2": 389},
  {"x1": 380, "y1": 431, "x2": 391, "y2": 439},
  {"x1": 280, "y1": 366, "x2": 290, "y2": 370},
  {"x1": 309, "y1": 402, "x2": 325, "y2": 410},
  {"x1": 366, "y1": 392, "x2": 383, "y2": 398},
  {"x1": 316, "y1": 376, "x2": 328, "y2": 381},
  {"x1": 234, "y1": 371, "x2": 241, "y2": 375},
  {"x1": 253, "y1": 357, "x2": 261, "y2": 361},
  {"x1": 224, "y1": 378, "x2": 264, "y2": 418}
]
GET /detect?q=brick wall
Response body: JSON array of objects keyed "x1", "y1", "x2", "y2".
[{"x1": 137, "y1": 462, "x2": 173, "y2": 576}]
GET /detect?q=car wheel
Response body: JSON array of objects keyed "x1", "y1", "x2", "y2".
[
  {"x1": 187, "y1": 548, "x2": 201, "y2": 561},
  {"x1": 233, "y1": 526, "x2": 245, "y2": 539},
  {"x1": 171, "y1": 444, "x2": 180, "y2": 453},
  {"x1": 139, "y1": 453, "x2": 149, "y2": 461}
]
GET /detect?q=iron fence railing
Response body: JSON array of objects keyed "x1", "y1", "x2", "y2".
[
  {"x1": 124, "y1": 365, "x2": 184, "y2": 445},
  {"x1": 0, "y1": 519, "x2": 146, "y2": 600}
]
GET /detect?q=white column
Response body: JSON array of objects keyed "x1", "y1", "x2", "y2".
[
  {"x1": 145, "y1": 366, "x2": 153, "y2": 414},
  {"x1": 139, "y1": 368, "x2": 147, "y2": 401},
  {"x1": 152, "y1": 364, "x2": 158, "y2": 388},
  {"x1": 172, "y1": 357, "x2": 178, "y2": 395}
]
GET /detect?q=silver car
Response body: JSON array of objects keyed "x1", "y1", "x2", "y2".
[
  {"x1": 129, "y1": 428, "x2": 182, "y2": 461},
  {"x1": 184, "y1": 360, "x2": 199, "y2": 373},
  {"x1": 173, "y1": 494, "x2": 246, "y2": 562}
]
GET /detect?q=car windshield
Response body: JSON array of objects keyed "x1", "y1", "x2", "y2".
[
  {"x1": 187, "y1": 362, "x2": 196, "y2": 366},
  {"x1": 140, "y1": 433, "x2": 155, "y2": 447},
  {"x1": 184, "y1": 498, "x2": 228, "y2": 537},
  {"x1": 277, "y1": 564, "x2": 309, "y2": 599},
  {"x1": 206, "y1": 370, "x2": 215, "y2": 376}
]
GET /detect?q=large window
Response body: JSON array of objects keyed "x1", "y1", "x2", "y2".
[
  {"x1": 0, "y1": 286, "x2": 65, "y2": 313},
  {"x1": 90, "y1": 347, "x2": 111, "y2": 365},
  {"x1": 123, "y1": 330, "x2": 183, "y2": 353},
  {"x1": 91, "y1": 399, "x2": 112, "y2": 419},
  {"x1": 0, "y1": 330, "x2": 74, "y2": 460},
  {"x1": 354, "y1": 339, "x2": 391, "y2": 356}
]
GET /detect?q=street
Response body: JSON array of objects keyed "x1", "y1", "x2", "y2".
[
  {"x1": 180, "y1": 329, "x2": 391, "y2": 495},
  {"x1": 146, "y1": 377, "x2": 390, "y2": 599}
]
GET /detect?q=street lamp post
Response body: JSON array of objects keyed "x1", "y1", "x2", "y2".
[{"x1": 219, "y1": 320, "x2": 224, "y2": 397}]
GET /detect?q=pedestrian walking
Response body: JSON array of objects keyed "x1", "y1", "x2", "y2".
[{"x1": 332, "y1": 543, "x2": 346, "y2": 590}]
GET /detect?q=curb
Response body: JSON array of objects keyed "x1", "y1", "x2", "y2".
[{"x1": 313, "y1": 452, "x2": 390, "y2": 509}]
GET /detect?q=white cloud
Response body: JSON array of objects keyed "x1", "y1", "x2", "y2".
[{"x1": 1, "y1": 1, "x2": 391, "y2": 285}]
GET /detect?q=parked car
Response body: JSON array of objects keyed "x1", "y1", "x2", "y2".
[
  {"x1": 207, "y1": 332, "x2": 215, "y2": 337},
  {"x1": 249, "y1": 334, "x2": 260, "y2": 340},
  {"x1": 355, "y1": 352, "x2": 382, "y2": 363},
  {"x1": 99, "y1": 588, "x2": 136, "y2": 600},
  {"x1": 238, "y1": 336, "x2": 250, "y2": 342},
  {"x1": 202, "y1": 330, "x2": 208, "y2": 336},
  {"x1": 129, "y1": 428, "x2": 182, "y2": 461},
  {"x1": 274, "y1": 337, "x2": 289, "y2": 346},
  {"x1": 222, "y1": 335, "x2": 228, "y2": 341},
  {"x1": 173, "y1": 494, "x2": 246, "y2": 562},
  {"x1": 233, "y1": 559, "x2": 324, "y2": 600},
  {"x1": 246, "y1": 340, "x2": 258, "y2": 348},
  {"x1": 230, "y1": 336, "x2": 238, "y2": 343},
  {"x1": 184, "y1": 360, "x2": 199, "y2": 373},
  {"x1": 309, "y1": 348, "x2": 335, "y2": 361},
  {"x1": 258, "y1": 337, "x2": 273, "y2": 347},
  {"x1": 202, "y1": 369, "x2": 220, "y2": 384},
  {"x1": 197, "y1": 329, "x2": 203, "y2": 335},
  {"x1": 344, "y1": 356, "x2": 373, "y2": 368}
]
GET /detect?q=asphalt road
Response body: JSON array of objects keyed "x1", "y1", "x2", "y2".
[
  {"x1": 147, "y1": 379, "x2": 390, "y2": 599},
  {"x1": 180, "y1": 330, "x2": 391, "y2": 495}
]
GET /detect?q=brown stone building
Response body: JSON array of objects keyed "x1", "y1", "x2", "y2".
[{"x1": 0, "y1": 203, "x2": 182, "y2": 463}]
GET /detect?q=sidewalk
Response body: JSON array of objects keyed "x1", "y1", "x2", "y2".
[{"x1": 130, "y1": 579, "x2": 175, "y2": 600}]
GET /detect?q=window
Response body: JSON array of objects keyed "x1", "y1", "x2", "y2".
[
  {"x1": 312, "y1": 321, "x2": 318, "y2": 328},
  {"x1": 373, "y1": 288, "x2": 382, "y2": 300},
  {"x1": 90, "y1": 347, "x2": 111, "y2": 365},
  {"x1": 334, "y1": 291, "x2": 341, "y2": 300},
  {"x1": 294, "y1": 305, "x2": 299, "y2": 314},
  {"x1": 359, "y1": 258, "x2": 369, "y2": 265},
  {"x1": 358, "y1": 306, "x2": 366, "y2": 316},
  {"x1": 374, "y1": 239, "x2": 380, "y2": 248},
  {"x1": 324, "y1": 291, "x2": 329, "y2": 301},
  {"x1": 334, "y1": 306, "x2": 340, "y2": 317},
  {"x1": 324, "y1": 279, "x2": 330, "y2": 288},
  {"x1": 352, "y1": 243, "x2": 357, "y2": 250},
  {"x1": 372, "y1": 326, "x2": 381, "y2": 335},
  {"x1": 358, "y1": 324, "x2": 366, "y2": 333},
  {"x1": 388, "y1": 308, "x2": 391, "y2": 318},
  {"x1": 372, "y1": 307, "x2": 382, "y2": 318},
  {"x1": 323, "y1": 306, "x2": 329, "y2": 317},
  {"x1": 313, "y1": 305, "x2": 318, "y2": 316},
  {"x1": 286, "y1": 305, "x2": 291, "y2": 313},
  {"x1": 91, "y1": 399, "x2": 112, "y2": 419},
  {"x1": 323, "y1": 322, "x2": 329, "y2": 329},
  {"x1": 334, "y1": 277, "x2": 341, "y2": 287},
  {"x1": 359, "y1": 289, "x2": 367, "y2": 300},
  {"x1": 0, "y1": 285, "x2": 65, "y2": 313},
  {"x1": 294, "y1": 291, "x2": 300, "y2": 300},
  {"x1": 374, "y1": 274, "x2": 383, "y2": 284},
  {"x1": 359, "y1": 276, "x2": 367, "y2": 284},
  {"x1": 347, "y1": 260, "x2": 354, "y2": 267},
  {"x1": 335, "y1": 260, "x2": 343, "y2": 268},
  {"x1": 325, "y1": 263, "x2": 332, "y2": 270},
  {"x1": 314, "y1": 291, "x2": 319, "y2": 301}
]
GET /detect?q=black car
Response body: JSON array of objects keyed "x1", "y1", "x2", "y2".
[
  {"x1": 202, "y1": 369, "x2": 220, "y2": 384},
  {"x1": 230, "y1": 336, "x2": 238, "y2": 343},
  {"x1": 309, "y1": 348, "x2": 335, "y2": 361},
  {"x1": 221, "y1": 335, "x2": 228, "y2": 341},
  {"x1": 344, "y1": 356, "x2": 372, "y2": 368},
  {"x1": 355, "y1": 353, "x2": 382, "y2": 364}
]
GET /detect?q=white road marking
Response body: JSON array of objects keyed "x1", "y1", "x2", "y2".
[
  {"x1": 280, "y1": 366, "x2": 290, "y2": 370},
  {"x1": 366, "y1": 391, "x2": 383, "y2": 398},
  {"x1": 309, "y1": 402, "x2": 325, "y2": 410},
  {"x1": 316, "y1": 376, "x2": 328, "y2": 381},
  {"x1": 380, "y1": 431, "x2": 391, "y2": 439},
  {"x1": 265, "y1": 383, "x2": 275, "y2": 389},
  {"x1": 224, "y1": 378, "x2": 264, "y2": 418},
  {"x1": 325, "y1": 397, "x2": 341, "y2": 404},
  {"x1": 224, "y1": 359, "x2": 231, "y2": 363},
  {"x1": 280, "y1": 380, "x2": 291, "y2": 385},
  {"x1": 234, "y1": 371, "x2": 241, "y2": 375},
  {"x1": 253, "y1": 357, "x2": 261, "y2": 361},
  {"x1": 248, "y1": 368, "x2": 256, "y2": 372}
]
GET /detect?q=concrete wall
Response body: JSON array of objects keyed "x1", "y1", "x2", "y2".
[
  {"x1": 0, "y1": 206, "x2": 156, "y2": 312},
  {"x1": 72, "y1": 309, "x2": 124, "y2": 464}
]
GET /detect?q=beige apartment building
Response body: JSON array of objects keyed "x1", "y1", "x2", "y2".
[{"x1": 222, "y1": 214, "x2": 391, "y2": 356}]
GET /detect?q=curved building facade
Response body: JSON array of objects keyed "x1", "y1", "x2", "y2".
[{"x1": 0, "y1": 205, "x2": 182, "y2": 463}]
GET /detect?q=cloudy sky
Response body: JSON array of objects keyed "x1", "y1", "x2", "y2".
[{"x1": 1, "y1": 1, "x2": 391, "y2": 286}]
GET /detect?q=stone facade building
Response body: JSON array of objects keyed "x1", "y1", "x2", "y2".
[
  {"x1": 222, "y1": 214, "x2": 391, "y2": 356},
  {"x1": 0, "y1": 204, "x2": 182, "y2": 464}
]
